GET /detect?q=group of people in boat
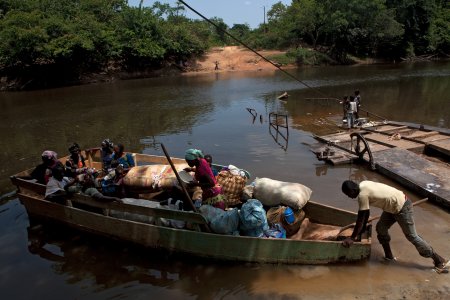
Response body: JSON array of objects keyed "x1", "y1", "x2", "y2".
[
  {"x1": 25, "y1": 140, "x2": 136, "y2": 203},
  {"x1": 341, "y1": 90, "x2": 361, "y2": 128},
  {"x1": 26, "y1": 141, "x2": 229, "y2": 212},
  {"x1": 21, "y1": 141, "x2": 449, "y2": 273}
]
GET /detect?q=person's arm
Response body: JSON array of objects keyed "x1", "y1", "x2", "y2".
[
  {"x1": 127, "y1": 153, "x2": 135, "y2": 167},
  {"x1": 343, "y1": 209, "x2": 370, "y2": 247}
]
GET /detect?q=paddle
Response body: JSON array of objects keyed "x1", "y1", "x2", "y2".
[
  {"x1": 337, "y1": 197, "x2": 429, "y2": 235},
  {"x1": 160, "y1": 143, "x2": 211, "y2": 233}
]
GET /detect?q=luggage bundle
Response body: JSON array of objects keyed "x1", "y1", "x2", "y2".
[
  {"x1": 122, "y1": 163, "x2": 189, "y2": 193},
  {"x1": 216, "y1": 168, "x2": 247, "y2": 207}
]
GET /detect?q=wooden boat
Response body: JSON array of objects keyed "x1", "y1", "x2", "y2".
[{"x1": 10, "y1": 150, "x2": 371, "y2": 264}]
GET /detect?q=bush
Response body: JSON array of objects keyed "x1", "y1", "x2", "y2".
[{"x1": 286, "y1": 48, "x2": 334, "y2": 65}]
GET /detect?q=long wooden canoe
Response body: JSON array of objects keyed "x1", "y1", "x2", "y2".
[{"x1": 10, "y1": 151, "x2": 371, "y2": 264}]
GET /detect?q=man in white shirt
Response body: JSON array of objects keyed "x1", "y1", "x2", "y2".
[{"x1": 341, "y1": 180, "x2": 449, "y2": 273}]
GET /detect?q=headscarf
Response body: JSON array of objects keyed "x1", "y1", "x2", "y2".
[
  {"x1": 41, "y1": 150, "x2": 57, "y2": 161},
  {"x1": 185, "y1": 149, "x2": 204, "y2": 161}
]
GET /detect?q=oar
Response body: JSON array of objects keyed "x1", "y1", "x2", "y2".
[
  {"x1": 337, "y1": 197, "x2": 429, "y2": 235},
  {"x1": 160, "y1": 143, "x2": 197, "y2": 212},
  {"x1": 160, "y1": 143, "x2": 211, "y2": 233}
]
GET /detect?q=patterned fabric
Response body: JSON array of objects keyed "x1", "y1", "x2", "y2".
[
  {"x1": 216, "y1": 170, "x2": 247, "y2": 206},
  {"x1": 203, "y1": 194, "x2": 226, "y2": 210}
]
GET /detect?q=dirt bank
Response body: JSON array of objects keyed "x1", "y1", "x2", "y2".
[{"x1": 187, "y1": 46, "x2": 292, "y2": 73}]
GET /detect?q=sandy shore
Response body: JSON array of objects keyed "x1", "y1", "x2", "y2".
[{"x1": 186, "y1": 46, "x2": 293, "y2": 74}]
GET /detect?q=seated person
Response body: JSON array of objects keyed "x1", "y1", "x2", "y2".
[
  {"x1": 76, "y1": 172, "x2": 122, "y2": 203},
  {"x1": 29, "y1": 150, "x2": 64, "y2": 184},
  {"x1": 111, "y1": 143, "x2": 135, "y2": 170},
  {"x1": 45, "y1": 166, "x2": 76, "y2": 203},
  {"x1": 100, "y1": 139, "x2": 114, "y2": 171},
  {"x1": 65, "y1": 143, "x2": 86, "y2": 177},
  {"x1": 204, "y1": 154, "x2": 218, "y2": 177},
  {"x1": 184, "y1": 149, "x2": 226, "y2": 210}
]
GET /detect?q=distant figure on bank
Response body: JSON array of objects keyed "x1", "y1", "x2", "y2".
[
  {"x1": 354, "y1": 90, "x2": 361, "y2": 119},
  {"x1": 341, "y1": 180, "x2": 449, "y2": 273},
  {"x1": 112, "y1": 143, "x2": 135, "y2": 170},
  {"x1": 214, "y1": 60, "x2": 219, "y2": 70}
]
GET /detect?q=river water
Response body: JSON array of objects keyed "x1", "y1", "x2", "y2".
[{"x1": 1, "y1": 61, "x2": 449, "y2": 299}]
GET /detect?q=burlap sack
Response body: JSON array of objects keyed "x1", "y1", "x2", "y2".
[{"x1": 123, "y1": 163, "x2": 189, "y2": 192}]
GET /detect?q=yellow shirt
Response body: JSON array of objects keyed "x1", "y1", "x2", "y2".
[{"x1": 358, "y1": 181, "x2": 406, "y2": 214}]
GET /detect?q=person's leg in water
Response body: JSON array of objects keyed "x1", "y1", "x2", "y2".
[
  {"x1": 395, "y1": 200, "x2": 448, "y2": 272},
  {"x1": 376, "y1": 211, "x2": 397, "y2": 260}
]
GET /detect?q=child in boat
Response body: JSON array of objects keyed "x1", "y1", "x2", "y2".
[
  {"x1": 45, "y1": 166, "x2": 76, "y2": 203},
  {"x1": 204, "y1": 154, "x2": 218, "y2": 177}
]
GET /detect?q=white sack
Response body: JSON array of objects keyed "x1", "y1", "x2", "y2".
[{"x1": 253, "y1": 177, "x2": 312, "y2": 210}]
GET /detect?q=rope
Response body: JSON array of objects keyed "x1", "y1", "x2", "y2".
[
  {"x1": 178, "y1": 0, "x2": 388, "y2": 120},
  {"x1": 178, "y1": 0, "x2": 335, "y2": 101}
]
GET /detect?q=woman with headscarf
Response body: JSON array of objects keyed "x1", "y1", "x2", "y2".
[
  {"x1": 184, "y1": 149, "x2": 225, "y2": 210},
  {"x1": 29, "y1": 150, "x2": 64, "y2": 184}
]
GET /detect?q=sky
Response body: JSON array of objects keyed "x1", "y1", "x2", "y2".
[{"x1": 128, "y1": 0, "x2": 293, "y2": 28}]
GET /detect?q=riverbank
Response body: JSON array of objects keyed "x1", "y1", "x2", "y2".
[{"x1": 0, "y1": 46, "x2": 444, "y2": 91}]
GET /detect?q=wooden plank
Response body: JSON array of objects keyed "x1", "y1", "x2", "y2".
[
  {"x1": 304, "y1": 201, "x2": 356, "y2": 226},
  {"x1": 407, "y1": 131, "x2": 440, "y2": 139},
  {"x1": 376, "y1": 125, "x2": 408, "y2": 133},
  {"x1": 10, "y1": 176, "x2": 46, "y2": 195},
  {"x1": 373, "y1": 148, "x2": 450, "y2": 209},
  {"x1": 427, "y1": 138, "x2": 450, "y2": 158},
  {"x1": 69, "y1": 194, "x2": 208, "y2": 225},
  {"x1": 363, "y1": 133, "x2": 425, "y2": 151}
]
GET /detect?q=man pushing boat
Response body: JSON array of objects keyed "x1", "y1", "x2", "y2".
[{"x1": 341, "y1": 180, "x2": 449, "y2": 274}]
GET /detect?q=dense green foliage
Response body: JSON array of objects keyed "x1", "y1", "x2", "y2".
[
  {"x1": 249, "y1": 0, "x2": 450, "y2": 62},
  {"x1": 0, "y1": 0, "x2": 449, "y2": 88},
  {"x1": 0, "y1": 0, "x2": 217, "y2": 87}
]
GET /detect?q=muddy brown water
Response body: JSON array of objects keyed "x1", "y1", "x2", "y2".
[{"x1": 1, "y1": 62, "x2": 450, "y2": 299}]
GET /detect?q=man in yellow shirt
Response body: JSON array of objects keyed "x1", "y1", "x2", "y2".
[{"x1": 341, "y1": 180, "x2": 449, "y2": 273}]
